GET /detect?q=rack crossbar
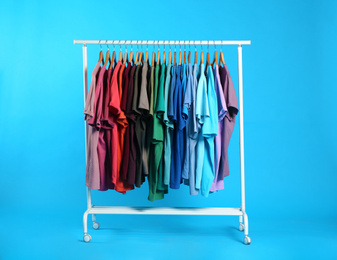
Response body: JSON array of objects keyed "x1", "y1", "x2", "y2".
[
  {"x1": 74, "y1": 40, "x2": 251, "y2": 46},
  {"x1": 86, "y1": 206, "x2": 243, "y2": 216}
]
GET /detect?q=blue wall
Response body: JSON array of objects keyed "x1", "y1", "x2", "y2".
[{"x1": 1, "y1": 0, "x2": 336, "y2": 258}]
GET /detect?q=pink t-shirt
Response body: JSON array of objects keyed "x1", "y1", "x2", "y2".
[{"x1": 84, "y1": 62, "x2": 101, "y2": 190}]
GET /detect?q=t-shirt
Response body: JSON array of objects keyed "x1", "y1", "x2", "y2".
[
  {"x1": 122, "y1": 63, "x2": 137, "y2": 185},
  {"x1": 84, "y1": 62, "x2": 101, "y2": 190},
  {"x1": 200, "y1": 65, "x2": 218, "y2": 197},
  {"x1": 181, "y1": 63, "x2": 188, "y2": 180},
  {"x1": 182, "y1": 63, "x2": 199, "y2": 195},
  {"x1": 156, "y1": 63, "x2": 167, "y2": 191},
  {"x1": 133, "y1": 64, "x2": 146, "y2": 187},
  {"x1": 210, "y1": 65, "x2": 227, "y2": 192},
  {"x1": 102, "y1": 67, "x2": 114, "y2": 190},
  {"x1": 195, "y1": 63, "x2": 209, "y2": 190},
  {"x1": 88, "y1": 66, "x2": 107, "y2": 191},
  {"x1": 142, "y1": 63, "x2": 152, "y2": 177},
  {"x1": 163, "y1": 63, "x2": 173, "y2": 186},
  {"x1": 115, "y1": 62, "x2": 133, "y2": 193},
  {"x1": 121, "y1": 62, "x2": 131, "y2": 112},
  {"x1": 169, "y1": 65, "x2": 185, "y2": 189},
  {"x1": 148, "y1": 64, "x2": 167, "y2": 201},
  {"x1": 108, "y1": 61, "x2": 121, "y2": 189},
  {"x1": 219, "y1": 65, "x2": 238, "y2": 179}
]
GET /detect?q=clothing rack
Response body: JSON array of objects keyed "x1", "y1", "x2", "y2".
[{"x1": 74, "y1": 39, "x2": 252, "y2": 245}]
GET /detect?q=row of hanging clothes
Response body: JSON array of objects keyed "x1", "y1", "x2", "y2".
[{"x1": 84, "y1": 41, "x2": 238, "y2": 202}]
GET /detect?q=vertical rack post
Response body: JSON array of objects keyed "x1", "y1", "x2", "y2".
[
  {"x1": 237, "y1": 44, "x2": 246, "y2": 214},
  {"x1": 82, "y1": 44, "x2": 92, "y2": 209}
]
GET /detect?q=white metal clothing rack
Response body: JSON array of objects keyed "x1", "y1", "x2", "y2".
[{"x1": 74, "y1": 39, "x2": 251, "y2": 245}]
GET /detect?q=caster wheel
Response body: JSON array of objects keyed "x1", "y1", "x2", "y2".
[
  {"x1": 83, "y1": 234, "x2": 92, "y2": 243},
  {"x1": 239, "y1": 223, "x2": 244, "y2": 231},
  {"x1": 244, "y1": 236, "x2": 251, "y2": 245},
  {"x1": 93, "y1": 222, "x2": 100, "y2": 230}
]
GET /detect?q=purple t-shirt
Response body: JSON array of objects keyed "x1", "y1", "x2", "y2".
[
  {"x1": 210, "y1": 65, "x2": 227, "y2": 192},
  {"x1": 219, "y1": 64, "x2": 238, "y2": 179}
]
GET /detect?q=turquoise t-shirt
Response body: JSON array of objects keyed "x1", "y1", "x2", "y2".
[
  {"x1": 163, "y1": 63, "x2": 173, "y2": 185},
  {"x1": 201, "y1": 65, "x2": 218, "y2": 197}
]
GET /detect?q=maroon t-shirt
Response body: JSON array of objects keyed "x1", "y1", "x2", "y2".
[{"x1": 121, "y1": 62, "x2": 131, "y2": 112}]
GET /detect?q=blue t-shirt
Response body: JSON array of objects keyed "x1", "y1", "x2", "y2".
[
  {"x1": 169, "y1": 65, "x2": 186, "y2": 189},
  {"x1": 181, "y1": 63, "x2": 188, "y2": 180}
]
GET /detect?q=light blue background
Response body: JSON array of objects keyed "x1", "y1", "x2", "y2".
[{"x1": 1, "y1": 0, "x2": 336, "y2": 259}]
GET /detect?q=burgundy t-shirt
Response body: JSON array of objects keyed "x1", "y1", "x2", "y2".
[
  {"x1": 102, "y1": 68, "x2": 114, "y2": 190},
  {"x1": 219, "y1": 64, "x2": 238, "y2": 178}
]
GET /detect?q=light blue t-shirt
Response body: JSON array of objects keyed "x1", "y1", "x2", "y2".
[
  {"x1": 201, "y1": 65, "x2": 218, "y2": 197},
  {"x1": 183, "y1": 63, "x2": 199, "y2": 195},
  {"x1": 195, "y1": 64, "x2": 209, "y2": 189}
]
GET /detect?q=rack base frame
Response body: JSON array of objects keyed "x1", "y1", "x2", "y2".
[{"x1": 75, "y1": 40, "x2": 251, "y2": 245}]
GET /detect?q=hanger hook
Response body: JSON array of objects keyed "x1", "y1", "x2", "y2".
[
  {"x1": 164, "y1": 40, "x2": 166, "y2": 51},
  {"x1": 214, "y1": 40, "x2": 216, "y2": 50},
  {"x1": 207, "y1": 40, "x2": 209, "y2": 52},
  {"x1": 179, "y1": 41, "x2": 181, "y2": 51},
  {"x1": 99, "y1": 40, "x2": 102, "y2": 50},
  {"x1": 201, "y1": 41, "x2": 203, "y2": 51},
  {"x1": 194, "y1": 40, "x2": 196, "y2": 51},
  {"x1": 169, "y1": 41, "x2": 171, "y2": 51},
  {"x1": 221, "y1": 40, "x2": 223, "y2": 51},
  {"x1": 146, "y1": 40, "x2": 148, "y2": 51},
  {"x1": 158, "y1": 40, "x2": 160, "y2": 51},
  {"x1": 189, "y1": 40, "x2": 190, "y2": 51},
  {"x1": 106, "y1": 40, "x2": 109, "y2": 50},
  {"x1": 119, "y1": 40, "x2": 122, "y2": 52},
  {"x1": 184, "y1": 41, "x2": 186, "y2": 51}
]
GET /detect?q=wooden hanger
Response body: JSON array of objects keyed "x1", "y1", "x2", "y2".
[
  {"x1": 212, "y1": 49, "x2": 218, "y2": 66},
  {"x1": 98, "y1": 50, "x2": 104, "y2": 64},
  {"x1": 145, "y1": 42, "x2": 149, "y2": 63},
  {"x1": 152, "y1": 49, "x2": 155, "y2": 66},
  {"x1": 124, "y1": 51, "x2": 128, "y2": 64},
  {"x1": 206, "y1": 42, "x2": 211, "y2": 67},
  {"x1": 178, "y1": 46, "x2": 182, "y2": 65},
  {"x1": 135, "y1": 48, "x2": 139, "y2": 65},
  {"x1": 108, "y1": 46, "x2": 115, "y2": 70},
  {"x1": 219, "y1": 50, "x2": 225, "y2": 66},
  {"x1": 169, "y1": 45, "x2": 172, "y2": 63},
  {"x1": 118, "y1": 49, "x2": 123, "y2": 61},
  {"x1": 129, "y1": 49, "x2": 133, "y2": 64},
  {"x1": 184, "y1": 42, "x2": 186, "y2": 64},
  {"x1": 184, "y1": 50, "x2": 186, "y2": 64},
  {"x1": 157, "y1": 43, "x2": 160, "y2": 65},
  {"x1": 174, "y1": 44, "x2": 177, "y2": 65},
  {"x1": 188, "y1": 49, "x2": 191, "y2": 64},
  {"x1": 194, "y1": 51, "x2": 197, "y2": 64},
  {"x1": 163, "y1": 42, "x2": 166, "y2": 64},
  {"x1": 201, "y1": 51, "x2": 204, "y2": 64},
  {"x1": 138, "y1": 51, "x2": 143, "y2": 65},
  {"x1": 103, "y1": 49, "x2": 110, "y2": 67}
]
